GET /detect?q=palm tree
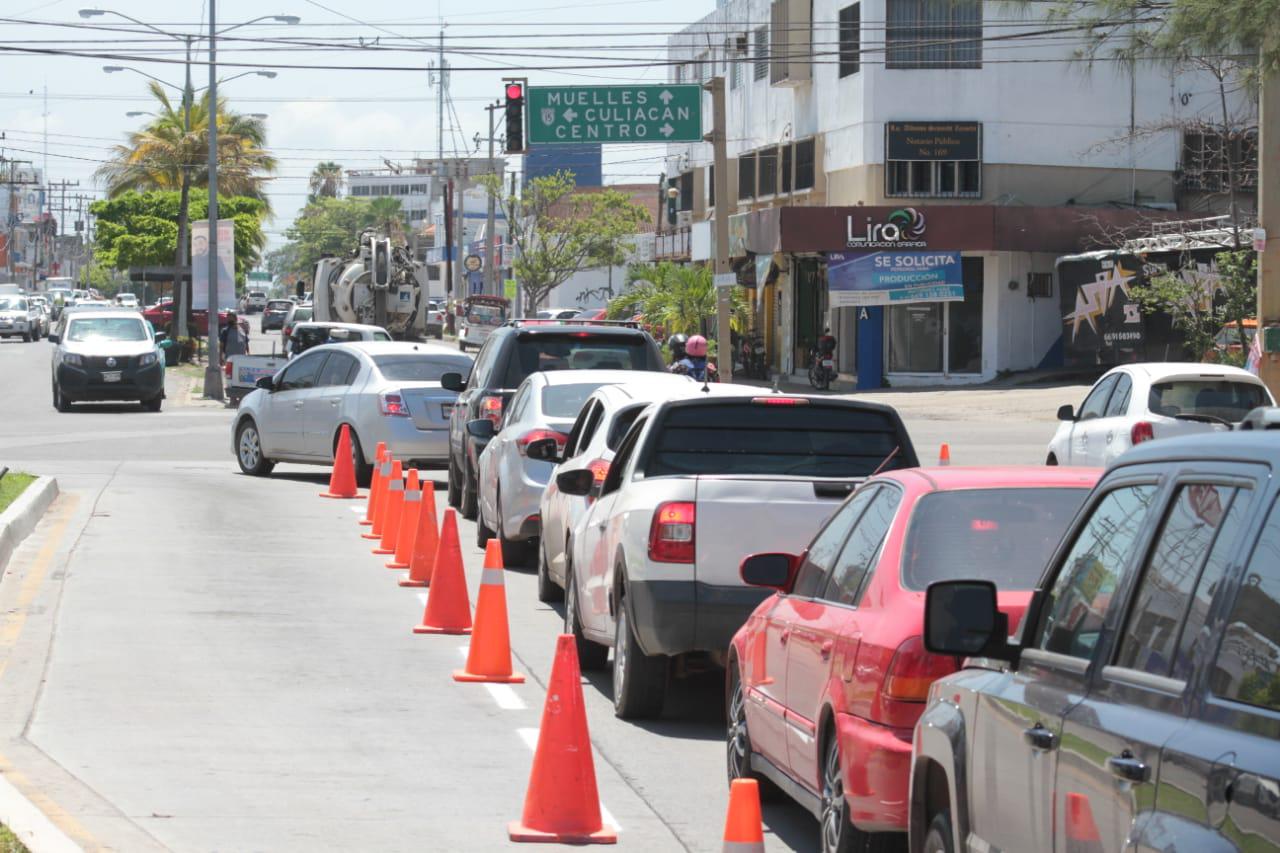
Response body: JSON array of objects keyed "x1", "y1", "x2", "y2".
[
  {"x1": 308, "y1": 161, "x2": 344, "y2": 201},
  {"x1": 367, "y1": 197, "x2": 407, "y2": 243},
  {"x1": 609, "y1": 262, "x2": 749, "y2": 342}
]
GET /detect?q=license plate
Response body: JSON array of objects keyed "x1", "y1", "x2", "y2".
[
  {"x1": 101, "y1": 371, "x2": 122, "y2": 383},
  {"x1": 822, "y1": 359, "x2": 834, "y2": 368}
]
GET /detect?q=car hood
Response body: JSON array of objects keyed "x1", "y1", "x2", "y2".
[
  {"x1": 62, "y1": 339, "x2": 156, "y2": 357},
  {"x1": 0, "y1": 310, "x2": 28, "y2": 319}
]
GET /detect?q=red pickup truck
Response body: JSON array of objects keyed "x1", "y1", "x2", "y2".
[{"x1": 144, "y1": 299, "x2": 249, "y2": 337}]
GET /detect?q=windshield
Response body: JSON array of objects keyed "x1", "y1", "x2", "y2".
[
  {"x1": 506, "y1": 334, "x2": 660, "y2": 385},
  {"x1": 267, "y1": 300, "x2": 293, "y2": 311},
  {"x1": 293, "y1": 308, "x2": 313, "y2": 323},
  {"x1": 373, "y1": 354, "x2": 473, "y2": 382},
  {"x1": 67, "y1": 317, "x2": 148, "y2": 342},
  {"x1": 1148, "y1": 379, "x2": 1267, "y2": 423},
  {"x1": 644, "y1": 402, "x2": 912, "y2": 478},
  {"x1": 541, "y1": 383, "x2": 611, "y2": 418},
  {"x1": 0, "y1": 297, "x2": 28, "y2": 311},
  {"x1": 466, "y1": 303, "x2": 507, "y2": 324},
  {"x1": 902, "y1": 488, "x2": 1090, "y2": 591}
]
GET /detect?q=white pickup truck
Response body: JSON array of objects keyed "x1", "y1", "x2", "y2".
[{"x1": 554, "y1": 384, "x2": 918, "y2": 719}]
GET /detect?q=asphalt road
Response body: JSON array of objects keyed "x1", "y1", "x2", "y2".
[{"x1": 0, "y1": 332, "x2": 1085, "y2": 852}]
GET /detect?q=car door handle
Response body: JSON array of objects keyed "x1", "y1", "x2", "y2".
[
  {"x1": 1107, "y1": 752, "x2": 1150, "y2": 783},
  {"x1": 294, "y1": 401, "x2": 304, "y2": 409},
  {"x1": 1023, "y1": 724, "x2": 1056, "y2": 751},
  {"x1": 820, "y1": 640, "x2": 834, "y2": 659}
]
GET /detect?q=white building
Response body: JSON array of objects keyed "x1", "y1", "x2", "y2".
[{"x1": 662, "y1": 0, "x2": 1255, "y2": 385}]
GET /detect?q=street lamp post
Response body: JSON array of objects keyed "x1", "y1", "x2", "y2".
[{"x1": 206, "y1": 0, "x2": 221, "y2": 399}]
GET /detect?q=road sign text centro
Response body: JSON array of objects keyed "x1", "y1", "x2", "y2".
[{"x1": 527, "y1": 85, "x2": 702, "y2": 144}]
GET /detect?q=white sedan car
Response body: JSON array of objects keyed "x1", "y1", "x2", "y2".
[
  {"x1": 473, "y1": 370, "x2": 655, "y2": 567},
  {"x1": 1047, "y1": 362, "x2": 1274, "y2": 467},
  {"x1": 535, "y1": 373, "x2": 698, "y2": 602},
  {"x1": 232, "y1": 341, "x2": 472, "y2": 483}
]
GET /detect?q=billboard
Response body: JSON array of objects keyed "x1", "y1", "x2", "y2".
[
  {"x1": 191, "y1": 219, "x2": 236, "y2": 310},
  {"x1": 826, "y1": 250, "x2": 964, "y2": 307}
]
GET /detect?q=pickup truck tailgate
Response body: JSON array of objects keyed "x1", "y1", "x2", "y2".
[{"x1": 693, "y1": 475, "x2": 854, "y2": 587}]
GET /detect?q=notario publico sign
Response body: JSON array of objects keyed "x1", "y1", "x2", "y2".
[
  {"x1": 527, "y1": 84, "x2": 702, "y2": 144},
  {"x1": 846, "y1": 207, "x2": 928, "y2": 249}
]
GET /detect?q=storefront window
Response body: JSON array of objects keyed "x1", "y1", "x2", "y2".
[
  {"x1": 889, "y1": 304, "x2": 943, "y2": 372},
  {"x1": 887, "y1": 257, "x2": 984, "y2": 374}
]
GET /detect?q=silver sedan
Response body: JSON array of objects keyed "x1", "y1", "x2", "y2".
[{"x1": 232, "y1": 340, "x2": 473, "y2": 484}]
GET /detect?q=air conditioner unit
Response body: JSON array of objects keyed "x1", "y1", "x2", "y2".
[{"x1": 770, "y1": 0, "x2": 811, "y2": 86}]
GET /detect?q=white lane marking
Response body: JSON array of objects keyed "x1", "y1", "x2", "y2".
[
  {"x1": 348, "y1": 506, "x2": 364, "y2": 515},
  {"x1": 516, "y1": 728, "x2": 621, "y2": 831},
  {"x1": 486, "y1": 684, "x2": 527, "y2": 710}
]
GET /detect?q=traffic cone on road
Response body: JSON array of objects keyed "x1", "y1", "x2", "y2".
[
  {"x1": 358, "y1": 445, "x2": 387, "y2": 526},
  {"x1": 508, "y1": 634, "x2": 616, "y2": 844},
  {"x1": 413, "y1": 509, "x2": 472, "y2": 635},
  {"x1": 721, "y1": 779, "x2": 765, "y2": 853},
  {"x1": 938, "y1": 443, "x2": 951, "y2": 466},
  {"x1": 363, "y1": 459, "x2": 400, "y2": 540},
  {"x1": 454, "y1": 540, "x2": 525, "y2": 683},
  {"x1": 387, "y1": 470, "x2": 422, "y2": 569},
  {"x1": 373, "y1": 473, "x2": 406, "y2": 555},
  {"x1": 319, "y1": 423, "x2": 361, "y2": 499},
  {"x1": 399, "y1": 485, "x2": 439, "y2": 588}
]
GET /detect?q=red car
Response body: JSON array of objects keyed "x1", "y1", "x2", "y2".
[
  {"x1": 726, "y1": 466, "x2": 1101, "y2": 853},
  {"x1": 143, "y1": 301, "x2": 248, "y2": 337}
]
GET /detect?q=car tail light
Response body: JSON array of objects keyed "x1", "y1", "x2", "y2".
[
  {"x1": 379, "y1": 391, "x2": 411, "y2": 417},
  {"x1": 480, "y1": 394, "x2": 504, "y2": 427},
  {"x1": 1131, "y1": 421, "x2": 1154, "y2": 445},
  {"x1": 516, "y1": 428, "x2": 569, "y2": 457},
  {"x1": 224, "y1": 360, "x2": 232, "y2": 377},
  {"x1": 588, "y1": 458, "x2": 611, "y2": 484},
  {"x1": 284, "y1": 325, "x2": 292, "y2": 337},
  {"x1": 883, "y1": 636, "x2": 958, "y2": 702},
  {"x1": 752, "y1": 396, "x2": 809, "y2": 406},
  {"x1": 648, "y1": 501, "x2": 695, "y2": 563}
]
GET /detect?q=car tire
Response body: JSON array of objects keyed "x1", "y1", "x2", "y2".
[
  {"x1": 460, "y1": 461, "x2": 478, "y2": 520},
  {"x1": 921, "y1": 811, "x2": 954, "y2": 853},
  {"x1": 1046, "y1": 453, "x2": 1058, "y2": 466},
  {"x1": 52, "y1": 383, "x2": 72, "y2": 413},
  {"x1": 564, "y1": 560, "x2": 608, "y2": 671},
  {"x1": 536, "y1": 539, "x2": 563, "y2": 603},
  {"x1": 496, "y1": 492, "x2": 533, "y2": 568},
  {"x1": 612, "y1": 589, "x2": 667, "y2": 719},
  {"x1": 235, "y1": 418, "x2": 275, "y2": 477},
  {"x1": 458, "y1": 341, "x2": 467, "y2": 352},
  {"x1": 447, "y1": 455, "x2": 462, "y2": 509},
  {"x1": 21, "y1": 331, "x2": 31, "y2": 343},
  {"x1": 345, "y1": 429, "x2": 374, "y2": 488},
  {"x1": 476, "y1": 509, "x2": 494, "y2": 549},
  {"x1": 820, "y1": 730, "x2": 893, "y2": 853},
  {"x1": 142, "y1": 395, "x2": 163, "y2": 412}
]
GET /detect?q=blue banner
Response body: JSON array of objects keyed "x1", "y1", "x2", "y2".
[{"x1": 826, "y1": 251, "x2": 964, "y2": 307}]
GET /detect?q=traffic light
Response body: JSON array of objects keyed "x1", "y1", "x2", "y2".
[{"x1": 504, "y1": 82, "x2": 525, "y2": 154}]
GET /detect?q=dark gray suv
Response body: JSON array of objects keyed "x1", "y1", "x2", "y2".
[{"x1": 912, "y1": 432, "x2": 1280, "y2": 853}]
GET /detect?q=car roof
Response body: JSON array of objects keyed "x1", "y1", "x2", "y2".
[
  {"x1": 1114, "y1": 430, "x2": 1280, "y2": 469},
  {"x1": 504, "y1": 323, "x2": 650, "y2": 338},
  {"x1": 1111, "y1": 362, "x2": 1264, "y2": 382},
  {"x1": 528, "y1": 369, "x2": 670, "y2": 388},
  {"x1": 336, "y1": 340, "x2": 470, "y2": 357},
  {"x1": 878, "y1": 466, "x2": 1104, "y2": 493},
  {"x1": 64, "y1": 308, "x2": 148, "y2": 321},
  {"x1": 291, "y1": 321, "x2": 387, "y2": 332},
  {"x1": 590, "y1": 373, "x2": 701, "y2": 404}
]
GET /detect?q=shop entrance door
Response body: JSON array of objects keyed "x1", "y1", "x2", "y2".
[
  {"x1": 886, "y1": 257, "x2": 984, "y2": 376},
  {"x1": 793, "y1": 259, "x2": 824, "y2": 369}
]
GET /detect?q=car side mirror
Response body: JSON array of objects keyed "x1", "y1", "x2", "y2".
[
  {"x1": 154, "y1": 331, "x2": 168, "y2": 342},
  {"x1": 739, "y1": 553, "x2": 796, "y2": 592},
  {"x1": 1057, "y1": 404, "x2": 1076, "y2": 422},
  {"x1": 255, "y1": 375, "x2": 275, "y2": 391},
  {"x1": 556, "y1": 468, "x2": 595, "y2": 497},
  {"x1": 466, "y1": 418, "x2": 496, "y2": 439},
  {"x1": 525, "y1": 437, "x2": 561, "y2": 463},
  {"x1": 441, "y1": 371, "x2": 466, "y2": 392},
  {"x1": 46, "y1": 333, "x2": 59, "y2": 344},
  {"x1": 924, "y1": 580, "x2": 1014, "y2": 662}
]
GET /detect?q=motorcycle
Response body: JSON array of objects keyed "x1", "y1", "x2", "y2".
[
  {"x1": 671, "y1": 357, "x2": 720, "y2": 383},
  {"x1": 739, "y1": 332, "x2": 768, "y2": 379},
  {"x1": 808, "y1": 334, "x2": 838, "y2": 391}
]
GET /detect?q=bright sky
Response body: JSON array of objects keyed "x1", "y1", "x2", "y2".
[{"x1": 0, "y1": 0, "x2": 715, "y2": 248}]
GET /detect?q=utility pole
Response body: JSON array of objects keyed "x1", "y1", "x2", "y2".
[
  {"x1": 705, "y1": 76, "x2": 732, "y2": 382},
  {"x1": 455, "y1": 169, "x2": 467, "y2": 305},
  {"x1": 484, "y1": 100, "x2": 500, "y2": 296},
  {"x1": 175, "y1": 34, "x2": 194, "y2": 340},
  {"x1": 204, "y1": 0, "x2": 223, "y2": 400},
  {"x1": 1259, "y1": 72, "x2": 1280, "y2": 396},
  {"x1": 47, "y1": 179, "x2": 78, "y2": 279},
  {"x1": 436, "y1": 31, "x2": 447, "y2": 162},
  {"x1": 444, "y1": 178, "x2": 455, "y2": 335},
  {"x1": 2, "y1": 157, "x2": 34, "y2": 282}
]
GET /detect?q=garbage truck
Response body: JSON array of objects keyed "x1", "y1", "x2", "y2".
[{"x1": 311, "y1": 230, "x2": 424, "y2": 340}]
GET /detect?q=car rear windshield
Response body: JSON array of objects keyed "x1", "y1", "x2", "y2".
[
  {"x1": 505, "y1": 333, "x2": 660, "y2": 386},
  {"x1": 293, "y1": 308, "x2": 313, "y2": 322},
  {"x1": 374, "y1": 354, "x2": 473, "y2": 382},
  {"x1": 467, "y1": 304, "x2": 508, "y2": 324},
  {"x1": 541, "y1": 383, "x2": 610, "y2": 418},
  {"x1": 1148, "y1": 379, "x2": 1267, "y2": 423},
  {"x1": 67, "y1": 317, "x2": 148, "y2": 342},
  {"x1": 644, "y1": 401, "x2": 911, "y2": 478},
  {"x1": 902, "y1": 487, "x2": 1089, "y2": 591},
  {"x1": 267, "y1": 300, "x2": 292, "y2": 310}
]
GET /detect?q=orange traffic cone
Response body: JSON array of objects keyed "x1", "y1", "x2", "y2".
[
  {"x1": 454, "y1": 540, "x2": 525, "y2": 683},
  {"x1": 320, "y1": 423, "x2": 361, "y2": 499},
  {"x1": 413, "y1": 509, "x2": 472, "y2": 635},
  {"x1": 399, "y1": 485, "x2": 439, "y2": 588},
  {"x1": 508, "y1": 634, "x2": 616, "y2": 844},
  {"x1": 387, "y1": 470, "x2": 422, "y2": 569},
  {"x1": 938, "y1": 443, "x2": 951, "y2": 466},
  {"x1": 373, "y1": 472, "x2": 406, "y2": 555},
  {"x1": 721, "y1": 779, "x2": 765, "y2": 852},
  {"x1": 358, "y1": 445, "x2": 387, "y2": 526},
  {"x1": 363, "y1": 459, "x2": 400, "y2": 540}
]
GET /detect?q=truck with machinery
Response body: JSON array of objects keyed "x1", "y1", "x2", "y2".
[{"x1": 311, "y1": 231, "x2": 425, "y2": 342}]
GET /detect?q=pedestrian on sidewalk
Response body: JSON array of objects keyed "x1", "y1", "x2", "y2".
[{"x1": 220, "y1": 311, "x2": 248, "y2": 364}]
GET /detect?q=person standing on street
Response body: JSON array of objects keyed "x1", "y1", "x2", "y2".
[{"x1": 220, "y1": 310, "x2": 248, "y2": 364}]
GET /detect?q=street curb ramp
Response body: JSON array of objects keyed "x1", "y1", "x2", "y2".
[{"x1": 0, "y1": 476, "x2": 58, "y2": 573}]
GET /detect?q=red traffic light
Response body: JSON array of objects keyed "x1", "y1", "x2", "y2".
[{"x1": 506, "y1": 82, "x2": 523, "y2": 100}]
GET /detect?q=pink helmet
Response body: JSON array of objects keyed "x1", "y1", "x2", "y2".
[{"x1": 685, "y1": 335, "x2": 708, "y2": 357}]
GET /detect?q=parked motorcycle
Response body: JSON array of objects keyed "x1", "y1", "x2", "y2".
[
  {"x1": 739, "y1": 331, "x2": 768, "y2": 379},
  {"x1": 808, "y1": 331, "x2": 837, "y2": 391}
]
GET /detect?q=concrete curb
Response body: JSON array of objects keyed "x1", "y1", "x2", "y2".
[
  {"x1": 0, "y1": 772, "x2": 83, "y2": 853},
  {"x1": 0, "y1": 476, "x2": 58, "y2": 574}
]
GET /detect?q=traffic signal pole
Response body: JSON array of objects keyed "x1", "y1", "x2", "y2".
[
  {"x1": 485, "y1": 100, "x2": 499, "y2": 297},
  {"x1": 706, "y1": 77, "x2": 732, "y2": 382},
  {"x1": 1259, "y1": 72, "x2": 1280, "y2": 396}
]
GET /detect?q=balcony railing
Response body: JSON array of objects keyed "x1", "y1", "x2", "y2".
[{"x1": 655, "y1": 224, "x2": 691, "y2": 261}]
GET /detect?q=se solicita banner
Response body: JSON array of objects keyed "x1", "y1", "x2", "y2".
[{"x1": 826, "y1": 251, "x2": 964, "y2": 307}]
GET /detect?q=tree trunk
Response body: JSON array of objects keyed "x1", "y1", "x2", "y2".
[{"x1": 174, "y1": 171, "x2": 191, "y2": 339}]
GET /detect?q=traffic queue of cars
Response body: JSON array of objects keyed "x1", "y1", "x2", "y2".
[{"x1": 226, "y1": 318, "x2": 1280, "y2": 853}]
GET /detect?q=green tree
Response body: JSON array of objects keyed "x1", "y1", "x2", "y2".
[
  {"x1": 281, "y1": 196, "x2": 403, "y2": 277},
  {"x1": 476, "y1": 171, "x2": 649, "y2": 312},
  {"x1": 308, "y1": 161, "x2": 344, "y2": 201},
  {"x1": 607, "y1": 262, "x2": 750, "y2": 344},
  {"x1": 1131, "y1": 248, "x2": 1257, "y2": 363},
  {"x1": 368, "y1": 197, "x2": 407, "y2": 243}
]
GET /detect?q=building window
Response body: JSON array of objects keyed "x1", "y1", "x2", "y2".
[
  {"x1": 839, "y1": 4, "x2": 861, "y2": 78},
  {"x1": 678, "y1": 171, "x2": 694, "y2": 211},
  {"x1": 731, "y1": 34, "x2": 747, "y2": 90},
  {"x1": 794, "y1": 138, "x2": 815, "y2": 190},
  {"x1": 753, "y1": 26, "x2": 769, "y2": 81},
  {"x1": 707, "y1": 164, "x2": 715, "y2": 207},
  {"x1": 758, "y1": 147, "x2": 778, "y2": 197},
  {"x1": 886, "y1": 0, "x2": 982, "y2": 69},
  {"x1": 738, "y1": 153, "x2": 756, "y2": 200},
  {"x1": 781, "y1": 144, "x2": 794, "y2": 193},
  {"x1": 675, "y1": 64, "x2": 684, "y2": 83},
  {"x1": 1181, "y1": 129, "x2": 1259, "y2": 191},
  {"x1": 886, "y1": 160, "x2": 981, "y2": 198}
]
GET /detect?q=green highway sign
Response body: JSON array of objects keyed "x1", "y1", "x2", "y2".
[
  {"x1": 527, "y1": 84, "x2": 703, "y2": 144},
  {"x1": 248, "y1": 271, "x2": 271, "y2": 281}
]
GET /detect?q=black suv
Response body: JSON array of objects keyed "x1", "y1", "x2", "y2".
[
  {"x1": 912, "y1": 431, "x2": 1280, "y2": 853},
  {"x1": 441, "y1": 321, "x2": 665, "y2": 520}
]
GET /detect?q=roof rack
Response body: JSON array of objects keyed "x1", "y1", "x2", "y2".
[{"x1": 506, "y1": 318, "x2": 641, "y2": 330}]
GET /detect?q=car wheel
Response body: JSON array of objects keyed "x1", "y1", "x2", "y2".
[
  {"x1": 21, "y1": 331, "x2": 31, "y2": 343},
  {"x1": 52, "y1": 383, "x2": 72, "y2": 412},
  {"x1": 922, "y1": 810, "x2": 954, "y2": 853},
  {"x1": 458, "y1": 341, "x2": 467, "y2": 352},
  {"x1": 726, "y1": 666, "x2": 780, "y2": 800},
  {"x1": 496, "y1": 492, "x2": 533, "y2": 568},
  {"x1": 564, "y1": 560, "x2": 608, "y2": 670},
  {"x1": 142, "y1": 395, "x2": 163, "y2": 412},
  {"x1": 235, "y1": 418, "x2": 275, "y2": 476},
  {"x1": 476, "y1": 507, "x2": 494, "y2": 549},
  {"x1": 536, "y1": 539, "x2": 562, "y2": 603},
  {"x1": 345, "y1": 429, "x2": 374, "y2": 488},
  {"x1": 1046, "y1": 453, "x2": 1058, "y2": 466},
  {"x1": 460, "y1": 460, "x2": 478, "y2": 520},
  {"x1": 612, "y1": 589, "x2": 667, "y2": 719},
  {"x1": 820, "y1": 730, "x2": 890, "y2": 853},
  {"x1": 447, "y1": 455, "x2": 462, "y2": 509}
]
